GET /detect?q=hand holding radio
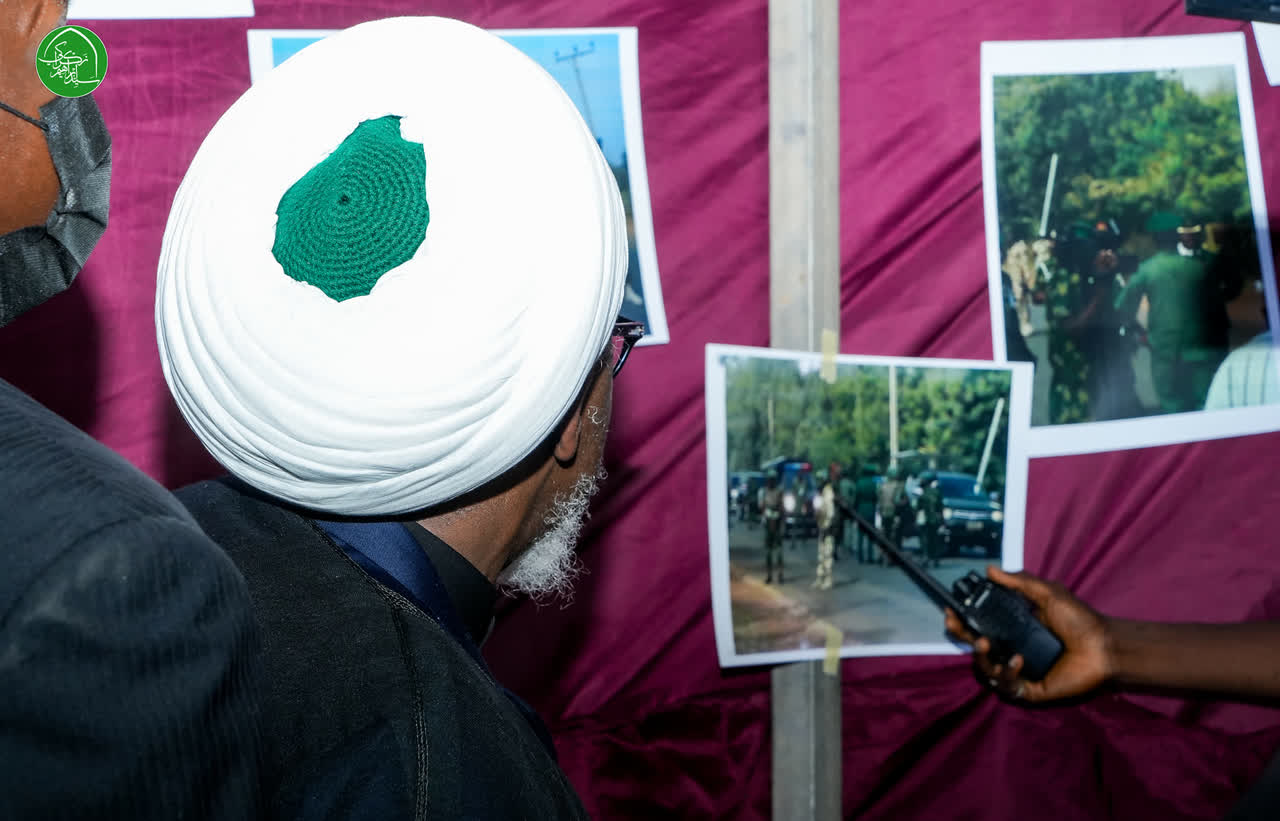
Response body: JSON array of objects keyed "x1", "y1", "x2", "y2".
[{"x1": 945, "y1": 566, "x2": 1112, "y2": 702}]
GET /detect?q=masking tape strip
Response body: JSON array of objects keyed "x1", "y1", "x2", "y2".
[
  {"x1": 820, "y1": 328, "x2": 838, "y2": 384},
  {"x1": 823, "y1": 624, "x2": 842, "y2": 675}
]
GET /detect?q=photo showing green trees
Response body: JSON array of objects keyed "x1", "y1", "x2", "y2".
[
  {"x1": 991, "y1": 64, "x2": 1269, "y2": 431},
  {"x1": 723, "y1": 356, "x2": 1013, "y2": 498},
  {"x1": 993, "y1": 67, "x2": 1252, "y2": 250}
]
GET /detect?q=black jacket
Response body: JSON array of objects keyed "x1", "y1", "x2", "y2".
[
  {"x1": 178, "y1": 477, "x2": 589, "y2": 820},
  {"x1": 0, "y1": 379, "x2": 264, "y2": 820}
]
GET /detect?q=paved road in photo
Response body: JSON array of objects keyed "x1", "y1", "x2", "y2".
[{"x1": 727, "y1": 519, "x2": 990, "y2": 656}]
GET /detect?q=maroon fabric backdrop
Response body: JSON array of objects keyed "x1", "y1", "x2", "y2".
[{"x1": 4, "y1": 0, "x2": 1280, "y2": 817}]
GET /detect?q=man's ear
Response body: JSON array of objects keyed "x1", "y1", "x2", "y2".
[
  {"x1": 553, "y1": 365, "x2": 605, "y2": 465},
  {"x1": 553, "y1": 402, "x2": 585, "y2": 466}
]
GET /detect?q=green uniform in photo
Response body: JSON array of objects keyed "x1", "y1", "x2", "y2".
[
  {"x1": 853, "y1": 469, "x2": 879, "y2": 563},
  {"x1": 919, "y1": 482, "x2": 946, "y2": 563},
  {"x1": 1115, "y1": 249, "x2": 1237, "y2": 413}
]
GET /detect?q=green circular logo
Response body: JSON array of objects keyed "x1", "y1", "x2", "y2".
[{"x1": 36, "y1": 25, "x2": 108, "y2": 98}]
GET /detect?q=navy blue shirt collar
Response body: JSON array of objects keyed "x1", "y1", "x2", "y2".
[
  {"x1": 309, "y1": 517, "x2": 559, "y2": 759},
  {"x1": 402, "y1": 521, "x2": 497, "y2": 646}
]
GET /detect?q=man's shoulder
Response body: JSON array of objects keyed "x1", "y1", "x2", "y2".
[
  {"x1": 1219, "y1": 332, "x2": 1274, "y2": 369},
  {"x1": 174, "y1": 478, "x2": 344, "y2": 598},
  {"x1": 0, "y1": 379, "x2": 194, "y2": 523},
  {"x1": 0, "y1": 380, "x2": 224, "y2": 611},
  {"x1": 1147, "y1": 250, "x2": 1206, "y2": 275},
  {"x1": 176, "y1": 477, "x2": 312, "y2": 541},
  {"x1": 177, "y1": 475, "x2": 254, "y2": 507},
  {"x1": 1136, "y1": 251, "x2": 1178, "y2": 273},
  {"x1": 0, "y1": 386, "x2": 264, "y2": 821}
]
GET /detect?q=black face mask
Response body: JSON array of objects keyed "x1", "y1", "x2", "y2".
[{"x1": 0, "y1": 94, "x2": 111, "y2": 328}]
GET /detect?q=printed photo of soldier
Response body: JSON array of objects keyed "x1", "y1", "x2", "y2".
[
  {"x1": 711, "y1": 349, "x2": 1031, "y2": 660},
  {"x1": 988, "y1": 62, "x2": 1276, "y2": 430}
]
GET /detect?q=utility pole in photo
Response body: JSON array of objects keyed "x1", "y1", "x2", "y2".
[
  {"x1": 1038, "y1": 152, "x2": 1059, "y2": 239},
  {"x1": 1036, "y1": 153, "x2": 1059, "y2": 285},
  {"x1": 975, "y1": 397, "x2": 1006, "y2": 490},
  {"x1": 767, "y1": 392, "x2": 776, "y2": 456},
  {"x1": 554, "y1": 42, "x2": 598, "y2": 139},
  {"x1": 888, "y1": 364, "x2": 899, "y2": 471}
]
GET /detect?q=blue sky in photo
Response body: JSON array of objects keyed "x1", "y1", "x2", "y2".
[
  {"x1": 269, "y1": 31, "x2": 627, "y2": 168},
  {"x1": 271, "y1": 37, "x2": 319, "y2": 67},
  {"x1": 499, "y1": 32, "x2": 626, "y2": 167}
]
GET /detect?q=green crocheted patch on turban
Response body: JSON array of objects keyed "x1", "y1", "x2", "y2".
[{"x1": 272, "y1": 116, "x2": 429, "y2": 302}]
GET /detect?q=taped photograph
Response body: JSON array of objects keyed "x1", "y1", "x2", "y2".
[
  {"x1": 982, "y1": 33, "x2": 1280, "y2": 457},
  {"x1": 705, "y1": 344, "x2": 1033, "y2": 668},
  {"x1": 247, "y1": 27, "x2": 668, "y2": 346}
]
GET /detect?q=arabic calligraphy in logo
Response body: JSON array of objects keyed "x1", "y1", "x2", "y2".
[{"x1": 36, "y1": 25, "x2": 108, "y2": 98}]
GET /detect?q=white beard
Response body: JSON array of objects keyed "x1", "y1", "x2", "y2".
[{"x1": 496, "y1": 462, "x2": 606, "y2": 600}]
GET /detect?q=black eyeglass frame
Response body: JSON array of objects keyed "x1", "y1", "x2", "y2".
[{"x1": 610, "y1": 317, "x2": 645, "y2": 377}]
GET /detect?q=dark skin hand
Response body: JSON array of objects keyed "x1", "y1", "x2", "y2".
[
  {"x1": 947, "y1": 566, "x2": 1280, "y2": 702},
  {"x1": 945, "y1": 566, "x2": 1113, "y2": 702}
]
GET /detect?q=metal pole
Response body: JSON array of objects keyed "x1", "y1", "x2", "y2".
[
  {"x1": 769, "y1": 0, "x2": 841, "y2": 817},
  {"x1": 854, "y1": 376, "x2": 861, "y2": 454},
  {"x1": 768, "y1": 393, "x2": 776, "y2": 455},
  {"x1": 1038, "y1": 152, "x2": 1058, "y2": 238},
  {"x1": 976, "y1": 397, "x2": 1005, "y2": 489}
]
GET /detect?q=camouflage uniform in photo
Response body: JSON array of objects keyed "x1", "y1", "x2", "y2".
[
  {"x1": 876, "y1": 467, "x2": 907, "y2": 564},
  {"x1": 1045, "y1": 253, "x2": 1093, "y2": 425},
  {"x1": 761, "y1": 483, "x2": 784, "y2": 583},
  {"x1": 814, "y1": 479, "x2": 836, "y2": 590}
]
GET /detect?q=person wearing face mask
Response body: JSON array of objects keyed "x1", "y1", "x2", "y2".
[{"x1": 0, "y1": 2, "x2": 264, "y2": 818}]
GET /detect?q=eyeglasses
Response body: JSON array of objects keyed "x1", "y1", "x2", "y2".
[{"x1": 608, "y1": 317, "x2": 645, "y2": 377}]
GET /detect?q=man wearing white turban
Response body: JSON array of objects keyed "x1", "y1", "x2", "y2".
[{"x1": 157, "y1": 16, "x2": 641, "y2": 818}]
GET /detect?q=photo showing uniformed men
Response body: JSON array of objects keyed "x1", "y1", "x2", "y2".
[
  {"x1": 992, "y1": 66, "x2": 1273, "y2": 426},
  {"x1": 720, "y1": 353, "x2": 1019, "y2": 655}
]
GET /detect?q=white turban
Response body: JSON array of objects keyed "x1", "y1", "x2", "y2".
[{"x1": 156, "y1": 16, "x2": 627, "y2": 516}]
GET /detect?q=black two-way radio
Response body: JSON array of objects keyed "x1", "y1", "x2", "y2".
[{"x1": 836, "y1": 500, "x2": 1064, "y2": 681}]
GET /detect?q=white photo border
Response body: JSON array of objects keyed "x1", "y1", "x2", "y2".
[
  {"x1": 981, "y1": 33, "x2": 1280, "y2": 457},
  {"x1": 246, "y1": 27, "x2": 669, "y2": 347},
  {"x1": 69, "y1": 0, "x2": 253, "y2": 19},
  {"x1": 705, "y1": 343, "x2": 1034, "y2": 669}
]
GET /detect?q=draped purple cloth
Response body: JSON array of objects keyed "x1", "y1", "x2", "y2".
[{"x1": 3, "y1": 1, "x2": 1280, "y2": 817}]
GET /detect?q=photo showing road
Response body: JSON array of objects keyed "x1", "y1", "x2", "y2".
[
  {"x1": 706, "y1": 347, "x2": 1031, "y2": 664},
  {"x1": 727, "y1": 518, "x2": 986, "y2": 655}
]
